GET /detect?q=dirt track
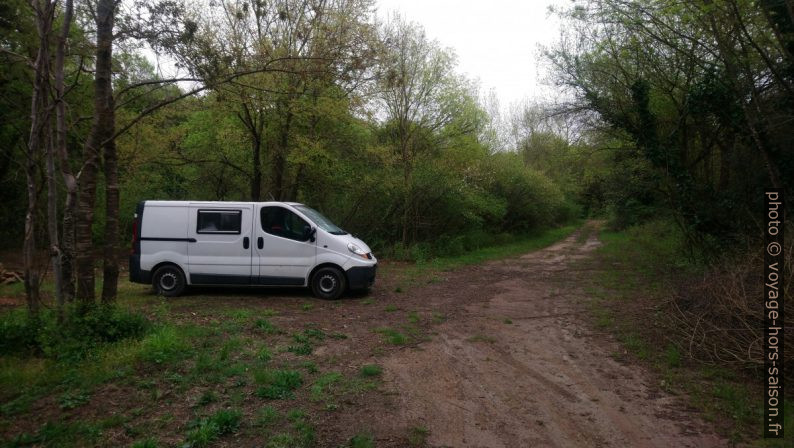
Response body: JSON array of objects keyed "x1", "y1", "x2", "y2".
[{"x1": 370, "y1": 223, "x2": 727, "y2": 447}]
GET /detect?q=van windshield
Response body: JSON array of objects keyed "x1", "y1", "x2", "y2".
[{"x1": 293, "y1": 205, "x2": 347, "y2": 235}]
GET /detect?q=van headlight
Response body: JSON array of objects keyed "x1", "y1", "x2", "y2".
[{"x1": 347, "y1": 243, "x2": 369, "y2": 259}]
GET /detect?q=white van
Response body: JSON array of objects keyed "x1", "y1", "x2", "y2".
[{"x1": 129, "y1": 201, "x2": 377, "y2": 299}]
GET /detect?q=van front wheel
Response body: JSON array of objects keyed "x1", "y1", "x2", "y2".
[
  {"x1": 153, "y1": 265, "x2": 186, "y2": 297},
  {"x1": 311, "y1": 267, "x2": 346, "y2": 300}
]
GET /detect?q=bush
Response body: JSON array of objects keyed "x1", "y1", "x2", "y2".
[
  {"x1": 0, "y1": 310, "x2": 41, "y2": 356},
  {"x1": 0, "y1": 305, "x2": 151, "y2": 361}
]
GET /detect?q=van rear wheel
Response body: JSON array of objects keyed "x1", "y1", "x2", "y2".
[
  {"x1": 311, "y1": 267, "x2": 346, "y2": 300},
  {"x1": 153, "y1": 265, "x2": 186, "y2": 297}
]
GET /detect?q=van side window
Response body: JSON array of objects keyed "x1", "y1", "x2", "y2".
[
  {"x1": 260, "y1": 207, "x2": 310, "y2": 241},
  {"x1": 197, "y1": 210, "x2": 242, "y2": 234}
]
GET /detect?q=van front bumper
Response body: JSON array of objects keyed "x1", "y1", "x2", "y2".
[{"x1": 346, "y1": 264, "x2": 377, "y2": 290}]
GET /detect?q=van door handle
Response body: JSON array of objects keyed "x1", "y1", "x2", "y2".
[
  {"x1": 243, "y1": 237, "x2": 249, "y2": 249},
  {"x1": 257, "y1": 237, "x2": 264, "y2": 249}
]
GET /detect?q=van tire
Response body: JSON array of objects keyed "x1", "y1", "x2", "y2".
[
  {"x1": 153, "y1": 265, "x2": 186, "y2": 297},
  {"x1": 311, "y1": 267, "x2": 346, "y2": 300}
]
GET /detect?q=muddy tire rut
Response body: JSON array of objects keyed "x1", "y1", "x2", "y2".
[{"x1": 375, "y1": 224, "x2": 727, "y2": 448}]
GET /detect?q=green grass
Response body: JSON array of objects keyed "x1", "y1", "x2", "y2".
[
  {"x1": 138, "y1": 326, "x2": 191, "y2": 365},
  {"x1": 348, "y1": 433, "x2": 376, "y2": 448},
  {"x1": 310, "y1": 371, "x2": 377, "y2": 408},
  {"x1": 373, "y1": 327, "x2": 407, "y2": 345},
  {"x1": 254, "y1": 319, "x2": 281, "y2": 334},
  {"x1": 254, "y1": 369, "x2": 303, "y2": 399},
  {"x1": 196, "y1": 390, "x2": 218, "y2": 406},
  {"x1": 408, "y1": 426, "x2": 429, "y2": 446},
  {"x1": 184, "y1": 408, "x2": 242, "y2": 447},
  {"x1": 130, "y1": 438, "x2": 158, "y2": 448},
  {"x1": 414, "y1": 223, "x2": 580, "y2": 272},
  {"x1": 256, "y1": 405, "x2": 280, "y2": 427},
  {"x1": 359, "y1": 364, "x2": 382, "y2": 377},
  {"x1": 466, "y1": 334, "x2": 495, "y2": 344},
  {"x1": 4, "y1": 419, "x2": 107, "y2": 447}
]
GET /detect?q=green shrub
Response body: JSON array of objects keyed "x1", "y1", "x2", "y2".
[
  {"x1": 0, "y1": 305, "x2": 151, "y2": 361},
  {"x1": 0, "y1": 309, "x2": 41, "y2": 356}
]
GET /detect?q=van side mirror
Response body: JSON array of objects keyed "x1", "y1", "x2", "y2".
[{"x1": 303, "y1": 225, "x2": 316, "y2": 242}]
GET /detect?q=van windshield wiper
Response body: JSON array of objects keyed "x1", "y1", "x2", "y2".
[{"x1": 330, "y1": 230, "x2": 348, "y2": 235}]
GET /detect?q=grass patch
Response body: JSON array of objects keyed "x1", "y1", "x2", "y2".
[
  {"x1": 256, "y1": 405, "x2": 280, "y2": 427},
  {"x1": 310, "y1": 371, "x2": 377, "y2": 408},
  {"x1": 196, "y1": 390, "x2": 218, "y2": 406},
  {"x1": 348, "y1": 433, "x2": 375, "y2": 448},
  {"x1": 359, "y1": 364, "x2": 382, "y2": 377},
  {"x1": 373, "y1": 327, "x2": 407, "y2": 345},
  {"x1": 254, "y1": 319, "x2": 281, "y2": 335},
  {"x1": 264, "y1": 409, "x2": 315, "y2": 448},
  {"x1": 415, "y1": 224, "x2": 580, "y2": 273},
  {"x1": 255, "y1": 369, "x2": 303, "y2": 399},
  {"x1": 466, "y1": 334, "x2": 495, "y2": 344},
  {"x1": 408, "y1": 426, "x2": 429, "y2": 446},
  {"x1": 184, "y1": 408, "x2": 242, "y2": 447},
  {"x1": 5, "y1": 420, "x2": 105, "y2": 447},
  {"x1": 138, "y1": 326, "x2": 191, "y2": 365},
  {"x1": 130, "y1": 438, "x2": 158, "y2": 448}
]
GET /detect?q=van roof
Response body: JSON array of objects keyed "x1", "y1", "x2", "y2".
[{"x1": 143, "y1": 200, "x2": 304, "y2": 207}]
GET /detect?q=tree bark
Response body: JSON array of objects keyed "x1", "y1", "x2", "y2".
[
  {"x1": 46, "y1": 110, "x2": 62, "y2": 317},
  {"x1": 24, "y1": 0, "x2": 56, "y2": 316},
  {"x1": 238, "y1": 103, "x2": 264, "y2": 201},
  {"x1": 100, "y1": 0, "x2": 120, "y2": 304},
  {"x1": 55, "y1": 0, "x2": 76, "y2": 303},
  {"x1": 76, "y1": 0, "x2": 116, "y2": 303},
  {"x1": 101, "y1": 134, "x2": 119, "y2": 303},
  {"x1": 272, "y1": 107, "x2": 293, "y2": 201},
  {"x1": 251, "y1": 135, "x2": 262, "y2": 201}
]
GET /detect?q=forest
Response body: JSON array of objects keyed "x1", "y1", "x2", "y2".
[{"x1": 0, "y1": 0, "x2": 792, "y2": 445}]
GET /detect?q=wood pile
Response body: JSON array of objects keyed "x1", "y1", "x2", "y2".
[{"x1": 0, "y1": 264, "x2": 23, "y2": 285}]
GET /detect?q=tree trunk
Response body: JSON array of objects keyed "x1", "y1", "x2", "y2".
[
  {"x1": 272, "y1": 108, "x2": 293, "y2": 201},
  {"x1": 55, "y1": 0, "x2": 76, "y2": 303},
  {"x1": 401, "y1": 148, "x2": 412, "y2": 248},
  {"x1": 101, "y1": 134, "x2": 119, "y2": 303},
  {"x1": 24, "y1": 0, "x2": 56, "y2": 316},
  {"x1": 238, "y1": 103, "x2": 264, "y2": 201},
  {"x1": 251, "y1": 135, "x2": 262, "y2": 201},
  {"x1": 46, "y1": 112, "x2": 63, "y2": 317},
  {"x1": 76, "y1": 0, "x2": 116, "y2": 303}
]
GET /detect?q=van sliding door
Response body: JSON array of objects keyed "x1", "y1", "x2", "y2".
[{"x1": 187, "y1": 205, "x2": 254, "y2": 285}]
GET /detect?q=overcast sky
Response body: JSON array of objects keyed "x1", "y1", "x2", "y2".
[{"x1": 376, "y1": 0, "x2": 566, "y2": 110}]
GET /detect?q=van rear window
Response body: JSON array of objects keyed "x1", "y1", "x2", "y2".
[{"x1": 197, "y1": 210, "x2": 242, "y2": 234}]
